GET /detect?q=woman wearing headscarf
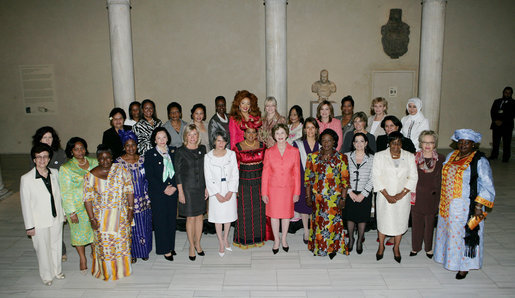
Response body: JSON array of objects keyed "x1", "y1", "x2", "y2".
[
  {"x1": 117, "y1": 131, "x2": 152, "y2": 263},
  {"x1": 400, "y1": 97, "x2": 429, "y2": 149},
  {"x1": 434, "y1": 129, "x2": 495, "y2": 280}
]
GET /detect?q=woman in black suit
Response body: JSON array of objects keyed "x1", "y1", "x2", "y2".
[
  {"x1": 102, "y1": 107, "x2": 132, "y2": 159},
  {"x1": 144, "y1": 127, "x2": 178, "y2": 261}
]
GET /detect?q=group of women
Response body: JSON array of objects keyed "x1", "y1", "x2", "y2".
[{"x1": 20, "y1": 91, "x2": 495, "y2": 285}]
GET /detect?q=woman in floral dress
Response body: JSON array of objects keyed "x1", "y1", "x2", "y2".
[{"x1": 305, "y1": 129, "x2": 349, "y2": 259}]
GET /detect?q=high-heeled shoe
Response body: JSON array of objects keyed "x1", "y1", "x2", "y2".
[
  {"x1": 225, "y1": 246, "x2": 232, "y2": 252},
  {"x1": 356, "y1": 245, "x2": 363, "y2": 255},
  {"x1": 455, "y1": 271, "x2": 468, "y2": 280},
  {"x1": 272, "y1": 248, "x2": 279, "y2": 255},
  {"x1": 409, "y1": 251, "x2": 418, "y2": 257},
  {"x1": 189, "y1": 255, "x2": 196, "y2": 261},
  {"x1": 195, "y1": 248, "x2": 205, "y2": 256},
  {"x1": 218, "y1": 251, "x2": 225, "y2": 257},
  {"x1": 164, "y1": 254, "x2": 174, "y2": 261},
  {"x1": 393, "y1": 248, "x2": 401, "y2": 263},
  {"x1": 426, "y1": 253, "x2": 434, "y2": 259},
  {"x1": 329, "y1": 252, "x2": 336, "y2": 259},
  {"x1": 376, "y1": 253, "x2": 383, "y2": 261},
  {"x1": 282, "y1": 246, "x2": 289, "y2": 252}
]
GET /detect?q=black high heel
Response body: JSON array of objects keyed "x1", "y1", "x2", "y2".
[
  {"x1": 455, "y1": 271, "x2": 468, "y2": 280},
  {"x1": 376, "y1": 247, "x2": 384, "y2": 261},
  {"x1": 189, "y1": 255, "x2": 196, "y2": 261},
  {"x1": 164, "y1": 254, "x2": 174, "y2": 261},
  {"x1": 282, "y1": 246, "x2": 289, "y2": 252},
  {"x1": 410, "y1": 251, "x2": 418, "y2": 257},
  {"x1": 272, "y1": 248, "x2": 279, "y2": 255},
  {"x1": 195, "y1": 248, "x2": 205, "y2": 256},
  {"x1": 393, "y1": 247, "x2": 401, "y2": 263},
  {"x1": 329, "y1": 252, "x2": 336, "y2": 259}
]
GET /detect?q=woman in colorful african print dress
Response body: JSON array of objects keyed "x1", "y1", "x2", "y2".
[
  {"x1": 84, "y1": 145, "x2": 134, "y2": 281},
  {"x1": 434, "y1": 129, "x2": 495, "y2": 280},
  {"x1": 117, "y1": 131, "x2": 152, "y2": 263},
  {"x1": 305, "y1": 128, "x2": 349, "y2": 259},
  {"x1": 59, "y1": 137, "x2": 97, "y2": 274}
]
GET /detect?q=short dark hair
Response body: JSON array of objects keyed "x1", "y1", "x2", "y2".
[
  {"x1": 211, "y1": 129, "x2": 229, "y2": 149},
  {"x1": 387, "y1": 131, "x2": 404, "y2": 144},
  {"x1": 271, "y1": 123, "x2": 289, "y2": 142},
  {"x1": 96, "y1": 144, "x2": 113, "y2": 157},
  {"x1": 319, "y1": 128, "x2": 339, "y2": 148},
  {"x1": 381, "y1": 115, "x2": 403, "y2": 131},
  {"x1": 341, "y1": 95, "x2": 355, "y2": 107},
  {"x1": 31, "y1": 143, "x2": 53, "y2": 160},
  {"x1": 109, "y1": 107, "x2": 126, "y2": 120},
  {"x1": 167, "y1": 102, "x2": 182, "y2": 117},
  {"x1": 504, "y1": 86, "x2": 513, "y2": 94},
  {"x1": 288, "y1": 105, "x2": 304, "y2": 125},
  {"x1": 150, "y1": 127, "x2": 171, "y2": 147},
  {"x1": 128, "y1": 101, "x2": 141, "y2": 120},
  {"x1": 302, "y1": 117, "x2": 320, "y2": 141},
  {"x1": 32, "y1": 126, "x2": 61, "y2": 151},
  {"x1": 65, "y1": 137, "x2": 89, "y2": 158},
  {"x1": 141, "y1": 99, "x2": 159, "y2": 121},
  {"x1": 350, "y1": 132, "x2": 373, "y2": 156},
  {"x1": 215, "y1": 96, "x2": 226, "y2": 104},
  {"x1": 191, "y1": 103, "x2": 207, "y2": 121}
]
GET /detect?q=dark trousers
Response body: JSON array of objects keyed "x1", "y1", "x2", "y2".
[
  {"x1": 491, "y1": 127, "x2": 513, "y2": 161},
  {"x1": 152, "y1": 196, "x2": 178, "y2": 255},
  {"x1": 411, "y1": 210, "x2": 436, "y2": 252}
]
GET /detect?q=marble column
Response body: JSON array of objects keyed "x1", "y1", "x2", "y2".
[
  {"x1": 418, "y1": 0, "x2": 447, "y2": 131},
  {"x1": 264, "y1": 0, "x2": 287, "y2": 115},
  {"x1": 107, "y1": 0, "x2": 135, "y2": 112}
]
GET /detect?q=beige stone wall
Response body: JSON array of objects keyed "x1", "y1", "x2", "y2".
[{"x1": 0, "y1": 0, "x2": 513, "y2": 153}]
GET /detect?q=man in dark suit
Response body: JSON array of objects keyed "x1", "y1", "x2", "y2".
[{"x1": 489, "y1": 86, "x2": 514, "y2": 162}]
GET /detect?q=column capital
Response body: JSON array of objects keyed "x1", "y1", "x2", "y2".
[
  {"x1": 421, "y1": 0, "x2": 447, "y2": 5},
  {"x1": 107, "y1": 0, "x2": 130, "y2": 7}
]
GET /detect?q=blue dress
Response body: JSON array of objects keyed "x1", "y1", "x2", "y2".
[
  {"x1": 434, "y1": 151, "x2": 495, "y2": 271},
  {"x1": 116, "y1": 156, "x2": 152, "y2": 259}
]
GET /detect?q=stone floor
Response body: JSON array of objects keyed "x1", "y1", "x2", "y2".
[{"x1": 0, "y1": 153, "x2": 514, "y2": 297}]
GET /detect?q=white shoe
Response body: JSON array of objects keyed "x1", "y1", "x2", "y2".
[
  {"x1": 55, "y1": 273, "x2": 65, "y2": 279},
  {"x1": 225, "y1": 246, "x2": 232, "y2": 252},
  {"x1": 218, "y1": 251, "x2": 225, "y2": 257},
  {"x1": 44, "y1": 280, "x2": 52, "y2": 286}
]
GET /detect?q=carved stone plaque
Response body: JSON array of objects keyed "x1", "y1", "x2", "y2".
[{"x1": 381, "y1": 9, "x2": 410, "y2": 59}]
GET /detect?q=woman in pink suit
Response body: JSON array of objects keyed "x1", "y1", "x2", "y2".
[{"x1": 262, "y1": 123, "x2": 301, "y2": 254}]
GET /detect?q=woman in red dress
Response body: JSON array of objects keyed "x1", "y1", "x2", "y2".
[{"x1": 228, "y1": 90, "x2": 261, "y2": 150}]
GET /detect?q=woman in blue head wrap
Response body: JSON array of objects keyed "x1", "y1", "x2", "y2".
[
  {"x1": 116, "y1": 130, "x2": 153, "y2": 263},
  {"x1": 434, "y1": 129, "x2": 495, "y2": 280}
]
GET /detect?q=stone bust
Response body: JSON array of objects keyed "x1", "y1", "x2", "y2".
[{"x1": 312, "y1": 69, "x2": 337, "y2": 102}]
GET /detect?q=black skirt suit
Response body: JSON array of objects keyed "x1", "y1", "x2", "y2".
[
  {"x1": 144, "y1": 146, "x2": 178, "y2": 255},
  {"x1": 174, "y1": 145, "x2": 207, "y2": 217}
]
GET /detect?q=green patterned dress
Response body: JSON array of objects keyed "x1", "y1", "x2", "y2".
[{"x1": 59, "y1": 156, "x2": 97, "y2": 246}]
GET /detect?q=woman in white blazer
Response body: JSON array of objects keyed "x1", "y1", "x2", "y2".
[
  {"x1": 204, "y1": 130, "x2": 238, "y2": 257},
  {"x1": 372, "y1": 132, "x2": 418, "y2": 263},
  {"x1": 20, "y1": 144, "x2": 65, "y2": 286},
  {"x1": 400, "y1": 97, "x2": 430, "y2": 149}
]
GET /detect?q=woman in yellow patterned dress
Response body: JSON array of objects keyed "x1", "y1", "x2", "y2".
[
  {"x1": 59, "y1": 137, "x2": 97, "y2": 274},
  {"x1": 305, "y1": 129, "x2": 349, "y2": 259},
  {"x1": 84, "y1": 145, "x2": 134, "y2": 281}
]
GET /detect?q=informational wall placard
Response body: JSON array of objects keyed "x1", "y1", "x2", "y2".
[{"x1": 19, "y1": 65, "x2": 57, "y2": 115}]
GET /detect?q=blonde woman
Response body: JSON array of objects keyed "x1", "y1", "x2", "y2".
[
  {"x1": 259, "y1": 96, "x2": 286, "y2": 148},
  {"x1": 175, "y1": 124, "x2": 208, "y2": 261},
  {"x1": 368, "y1": 97, "x2": 388, "y2": 138}
]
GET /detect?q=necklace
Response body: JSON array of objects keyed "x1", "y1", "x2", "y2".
[
  {"x1": 244, "y1": 140, "x2": 256, "y2": 147},
  {"x1": 77, "y1": 158, "x2": 87, "y2": 166}
]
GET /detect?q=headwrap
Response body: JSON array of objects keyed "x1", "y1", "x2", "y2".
[
  {"x1": 451, "y1": 129, "x2": 482, "y2": 143},
  {"x1": 406, "y1": 97, "x2": 422, "y2": 113},
  {"x1": 120, "y1": 130, "x2": 138, "y2": 145}
]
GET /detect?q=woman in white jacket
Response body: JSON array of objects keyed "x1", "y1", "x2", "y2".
[
  {"x1": 204, "y1": 130, "x2": 239, "y2": 257},
  {"x1": 401, "y1": 97, "x2": 429, "y2": 149},
  {"x1": 373, "y1": 132, "x2": 418, "y2": 263},
  {"x1": 20, "y1": 143, "x2": 65, "y2": 285}
]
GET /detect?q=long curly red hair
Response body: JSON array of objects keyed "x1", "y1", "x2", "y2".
[{"x1": 229, "y1": 90, "x2": 261, "y2": 122}]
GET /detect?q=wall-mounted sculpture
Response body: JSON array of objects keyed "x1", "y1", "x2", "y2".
[{"x1": 381, "y1": 9, "x2": 410, "y2": 59}]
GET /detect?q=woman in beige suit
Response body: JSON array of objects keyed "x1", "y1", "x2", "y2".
[
  {"x1": 372, "y1": 132, "x2": 418, "y2": 263},
  {"x1": 20, "y1": 143, "x2": 65, "y2": 286}
]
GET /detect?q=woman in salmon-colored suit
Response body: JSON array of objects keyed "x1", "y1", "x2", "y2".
[{"x1": 262, "y1": 123, "x2": 301, "y2": 254}]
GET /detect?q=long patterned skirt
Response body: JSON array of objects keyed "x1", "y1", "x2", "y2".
[
  {"x1": 233, "y1": 163, "x2": 267, "y2": 249},
  {"x1": 131, "y1": 209, "x2": 152, "y2": 259},
  {"x1": 308, "y1": 194, "x2": 347, "y2": 256}
]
